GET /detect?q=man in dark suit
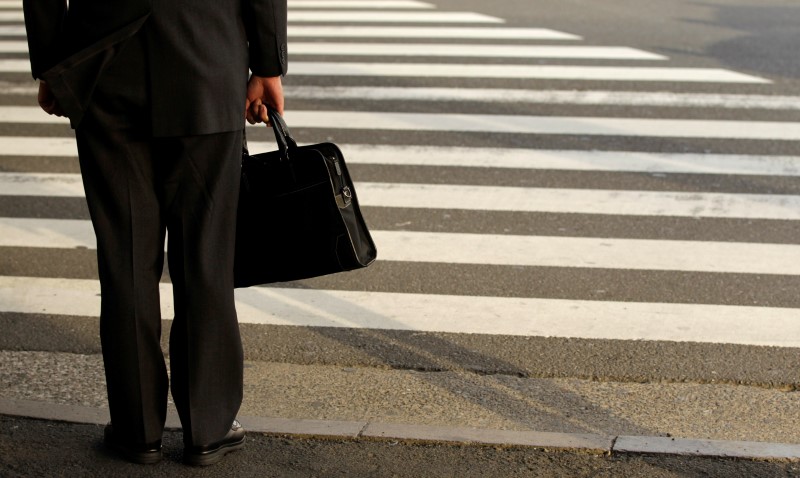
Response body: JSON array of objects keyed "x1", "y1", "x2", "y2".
[{"x1": 23, "y1": 0, "x2": 287, "y2": 466}]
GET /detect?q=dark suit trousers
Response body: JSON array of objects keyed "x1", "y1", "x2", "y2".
[{"x1": 74, "y1": 34, "x2": 244, "y2": 447}]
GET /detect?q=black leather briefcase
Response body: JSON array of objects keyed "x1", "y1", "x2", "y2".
[{"x1": 234, "y1": 109, "x2": 377, "y2": 288}]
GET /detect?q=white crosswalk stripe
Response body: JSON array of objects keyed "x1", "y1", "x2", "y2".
[
  {"x1": 0, "y1": 59, "x2": 770, "y2": 83},
  {"x1": 287, "y1": 11, "x2": 503, "y2": 23},
  {"x1": 0, "y1": 25, "x2": 582, "y2": 40},
  {"x1": 260, "y1": 43, "x2": 668, "y2": 60},
  {"x1": 283, "y1": 25, "x2": 581, "y2": 39},
  {"x1": 0, "y1": 9, "x2": 501, "y2": 24},
  {"x1": 0, "y1": 0, "x2": 797, "y2": 349},
  {"x1": 0, "y1": 137, "x2": 78, "y2": 156},
  {"x1": 3, "y1": 107, "x2": 798, "y2": 140},
  {"x1": 277, "y1": 65, "x2": 745, "y2": 87},
  {"x1": 0, "y1": 40, "x2": 24, "y2": 52},
  {"x1": 0, "y1": 11, "x2": 22, "y2": 21},
  {"x1": 5, "y1": 173, "x2": 800, "y2": 220},
  {"x1": 2, "y1": 276, "x2": 800, "y2": 347},
  {"x1": 282, "y1": 86, "x2": 800, "y2": 109},
  {"x1": 4, "y1": 217, "x2": 800, "y2": 275},
  {"x1": 0, "y1": 25, "x2": 24, "y2": 35},
  {"x1": 266, "y1": 111, "x2": 799, "y2": 139},
  {"x1": 287, "y1": 1, "x2": 436, "y2": 9},
  {"x1": 289, "y1": 62, "x2": 771, "y2": 83},
  {"x1": 5, "y1": 141, "x2": 800, "y2": 176},
  {"x1": 0, "y1": 41, "x2": 669, "y2": 60}
]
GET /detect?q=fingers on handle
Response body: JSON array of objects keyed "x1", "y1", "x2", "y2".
[
  {"x1": 259, "y1": 104, "x2": 269, "y2": 124},
  {"x1": 246, "y1": 99, "x2": 261, "y2": 124}
]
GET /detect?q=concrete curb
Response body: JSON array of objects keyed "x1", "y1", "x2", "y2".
[{"x1": 2, "y1": 398, "x2": 799, "y2": 461}]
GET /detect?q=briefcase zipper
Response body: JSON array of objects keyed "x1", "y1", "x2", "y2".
[{"x1": 332, "y1": 156, "x2": 342, "y2": 176}]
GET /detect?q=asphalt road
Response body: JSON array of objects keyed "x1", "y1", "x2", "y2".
[
  {"x1": 2, "y1": 0, "x2": 799, "y2": 390},
  {"x1": 2, "y1": 0, "x2": 800, "y2": 475}
]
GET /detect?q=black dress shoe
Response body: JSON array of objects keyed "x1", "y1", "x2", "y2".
[
  {"x1": 103, "y1": 424, "x2": 162, "y2": 464},
  {"x1": 184, "y1": 419, "x2": 246, "y2": 466}
]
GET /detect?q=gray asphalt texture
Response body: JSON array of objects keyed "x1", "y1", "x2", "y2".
[{"x1": 3, "y1": 416, "x2": 799, "y2": 478}]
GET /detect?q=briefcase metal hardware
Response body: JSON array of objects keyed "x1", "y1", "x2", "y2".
[{"x1": 336, "y1": 186, "x2": 353, "y2": 209}]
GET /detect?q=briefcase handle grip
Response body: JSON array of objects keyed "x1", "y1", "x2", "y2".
[{"x1": 267, "y1": 108, "x2": 298, "y2": 159}]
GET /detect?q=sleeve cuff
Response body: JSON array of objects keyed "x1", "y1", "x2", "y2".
[{"x1": 249, "y1": 40, "x2": 287, "y2": 77}]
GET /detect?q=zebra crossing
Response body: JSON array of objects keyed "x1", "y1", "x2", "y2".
[
  {"x1": 2, "y1": 0, "x2": 800, "y2": 352},
  {"x1": 4, "y1": 107, "x2": 800, "y2": 139},
  {"x1": 5, "y1": 215, "x2": 800, "y2": 274},
  {"x1": 5, "y1": 176, "x2": 800, "y2": 219}
]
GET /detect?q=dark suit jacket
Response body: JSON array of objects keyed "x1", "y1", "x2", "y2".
[{"x1": 23, "y1": 0, "x2": 287, "y2": 135}]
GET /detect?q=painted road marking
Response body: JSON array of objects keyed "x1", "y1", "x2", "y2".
[
  {"x1": 0, "y1": 10, "x2": 503, "y2": 24},
  {"x1": 0, "y1": 41, "x2": 667, "y2": 60},
  {"x1": 1, "y1": 276, "x2": 799, "y2": 347},
  {"x1": 0, "y1": 137, "x2": 78, "y2": 156},
  {"x1": 285, "y1": 26, "x2": 580, "y2": 40},
  {"x1": 288, "y1": 0, "x2": 435, "y2": 8},
  {"x1": 284, "y1": 86, "x2": 800, "y2": 109},
  {"x1": 4, "y1": 218, "x2": 800, "y2": 275},
  {"x1": 290, "y1": 62, "x2": 770, "y2": 83},
  {"x1": 6, "y1": 173, "x2": 800, "y2": 220},
  {"x1": 261, "y1": 144, "x2": 800, "y2": 176},
  {"x1": 0, "y1": 60, "x2": 769, "y2": 83},
  {"x1": 288, "y1": 43, "x2": 666, "y2": 60},
  {"x1": 0, "y1": 11, "x2": 21, "y2": 21},
  {"x1": 0, "y1": 40, "x2": 24, "y2": 52},
  {"x1": 0, "y1": 0, "x2": 437, "y2": 7},
  {"x1": 4, "y1": 83, "x2": 794, "y2": 110},
  {"x1": 355, "y1": 183, "x2": 800, "y2": 220},
  {"x1": 278, "y1": 111, "x2": 798, "y2": 140},
  {"x1": 3, "y1": 107, "x2": 796, "y2": 140},
  {"x1": 287, "y1": 11, "x2": 503, "y2": 23},
  {"x1": 5, "y1": 139, "x2": 800, "y2": 177},
  {"x1": 0, "y1": 25, "x2": 581, "y2": 39},
  {"x1": 0, "y1": 25, "x2": 24, "y2": 35}
]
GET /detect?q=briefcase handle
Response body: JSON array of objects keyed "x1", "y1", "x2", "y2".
[
  {"x1": 242, "y1": 109, "x2": 299, "y2": 159},
  {"x1": 267, "y1": 108, "x2": 299, "y2": 159}
]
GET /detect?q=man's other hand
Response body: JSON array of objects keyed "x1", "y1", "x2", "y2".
[{"x1": 38, "y1": 80, "x2": 64, "y2": 117}]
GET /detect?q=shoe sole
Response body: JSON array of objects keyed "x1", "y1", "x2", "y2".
[
  {"x1": 184, "y1": 437, "x2": 246, "y2": 466},
  {"x1": 103, "y1": 427, "x2": 162, "y2": 465},
  {"x1": 105, "y1": 441, "x2": 163, "y2": 465}
]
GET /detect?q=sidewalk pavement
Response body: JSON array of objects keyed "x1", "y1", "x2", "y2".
[{"x1": 2, "y1": 350, "x2": 800, "y2": 476}]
